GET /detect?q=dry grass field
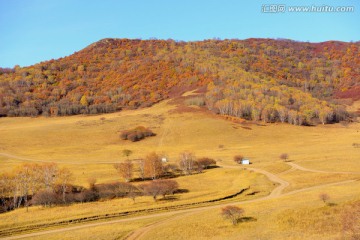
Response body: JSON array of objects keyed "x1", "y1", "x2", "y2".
[
  {"x1": 1, "y1": 99, "x2": 359, "y2": 183},
  {"x1": 19, "y1": 214, "x2": 178, "y2": 240},
  {"x1": 0, "y1": 168, "x2": 271, "y2": 234},
  {"x1": 0, "y1": 98, "x2": 359, "y2": 239},
  {"x1": 137, "y1": 181, "x2": 360, "y2": 240}
]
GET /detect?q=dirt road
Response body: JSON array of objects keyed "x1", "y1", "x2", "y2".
[
  {"x1": 286, "y1": 162, "x2": 360, "y2": 175},
  {"x1": 0, "y1": 152, "x2": 119, "y2": 165}
]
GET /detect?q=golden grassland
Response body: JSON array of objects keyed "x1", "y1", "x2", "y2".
[
  {"x1": 136, "y1": 181, "x2": 360, "y2": 240},
  {"x1": 0, "y1": 99, "x2": 359, "y2": 184},
  {"x1": 0, "y1": 98, "x2": 359, "y2": 239},
  {"x1": 279, "y1": 170, "x2": 357, "y2": 193},
  {"x1": 28, "y1": 215, "x2": 177, "y2": 240},
  {"x1": 27, "y1": 181, "x2": 360, "y2": 240},
  {"x1": 0, "y1": 168, "x2": 271, "y2": 232}
]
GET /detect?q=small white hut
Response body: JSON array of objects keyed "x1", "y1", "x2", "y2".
[{"x1": 241, "y1": 159, "x2": 250, "y2": 165}]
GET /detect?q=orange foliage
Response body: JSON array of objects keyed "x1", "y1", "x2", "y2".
[{"x1": 0, "y1": 38, "x2": 358, "y2": 118}]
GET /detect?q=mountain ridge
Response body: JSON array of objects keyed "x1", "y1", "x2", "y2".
[{"x1": 0, "y1": 38, "x2": 358, "y2": 124}]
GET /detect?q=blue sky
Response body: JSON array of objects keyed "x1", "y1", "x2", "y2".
[{"x1": 0, "y1": 0, "x2": 359, "y2": 68}]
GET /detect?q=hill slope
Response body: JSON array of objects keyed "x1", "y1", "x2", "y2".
[{"x1": 0, "y1": 38, "x2": 359, "y2": 124}]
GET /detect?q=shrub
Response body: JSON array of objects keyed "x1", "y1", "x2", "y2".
[
  {"x1": 120, "y1": 131, "x2": 130, "y2": 140},
  {"x1": 120, "y1": 126, "x2": 155, "y2": 142},
  {"x1": 127, "y1": 133, "x2": 138, "y2": 142},
  {"x1": 353, "y1": 143, "x2": 360, "y2": 148},
  {"x1": 233, "y1": 155, "x2": 244, "y2": 164},
  {"x1": 75, "y1": 190, "x2": 98, "y2": 203},
  {"x1": 96, "y1": 182, "x2": 136, "y2": 199},
  {"x1": 139, "y1": 179, "x2": 179, "y2": 201},
  {"x1": 32, "y1": 190, "x2": 59, "y2": 207},
  {"x1": 221, "y1": 205, "x2": 245, "y2": 225},
  {"x1": 197, "y1": 157, "x2": 216, "y2": 169},
  {"x1": 319, "y1": 193, "x2": 330, "y2": 204},
  {"x1": 280, "y1": 153, "x2": 289, "y2": 161}
]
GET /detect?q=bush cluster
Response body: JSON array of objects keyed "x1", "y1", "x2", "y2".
[
  {"x1": 32, "y1": 186, "x2": 98, "y2": 207},
  {"x1": 120, "y1": 126, "x2": 156, "y2": 142}
]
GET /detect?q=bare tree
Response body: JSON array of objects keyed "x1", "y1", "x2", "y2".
[
  {"x1": 221, "y1": 205, "x2": 245, "y2": 225},
  {"x1": 139, "y1": 181, "x2": 161, "y2": 201},
  {"x1": 87, "y1": 177, "x2": 97, "y2": 191},
  {"x1": 113, "y1": 182, "x2": 133, "y2": 197},
  {"x1": 319, "y1": 193, "x2": 330, "y2": 204},
  {"x1": 114, "y1": 160, "x2": 133, "y2": 182},
  {"x1": 126, "y1": 184, "x2": 139, "y2": 203},
  {"x1": 179, "y1": 152, "x2": 196, "y2": 175},
  {"x1": 41, "y1": 163, "x2": 58, "y2": 190},
  {"x1": 138, "y1": 159, "x2": 145, "y2": 180},
  {"x1": 279, "y1": 153, "x2": 289, "y2": 162},
  {"x1": 158, "y1": 179, "x2": 179, "y2": 198},
  {"x1": 195, "y1": 161, "x2": 203, "y2": 173},
  {"x1": 163, "y1": 163, "x2": 179, "y2": 173}
]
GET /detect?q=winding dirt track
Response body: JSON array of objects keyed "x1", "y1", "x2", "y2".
[
  {"x1": 286, "y1": 162, "x2": 360, "y2": 175},
  {"x1": 0, "y1": 152, "x2": 120, "y2": 165},
  {"x1": 0, "y1": 152, "x2": 50, "y2": 163},
  {"x1": 2, "y1": 162, "x2": 358, "y2": 240}
]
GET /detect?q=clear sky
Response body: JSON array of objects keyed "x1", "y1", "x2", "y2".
[{"x1": 0, "y1": 0, "x2": 359, "y2": 68}]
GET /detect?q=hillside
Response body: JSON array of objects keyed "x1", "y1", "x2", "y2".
[{"x1": 0, "y1": 38, "x2": 359, "y2": 124}]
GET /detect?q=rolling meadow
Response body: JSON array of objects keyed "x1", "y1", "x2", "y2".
[{"x1": 0, "y1": 96, "x2": 359, "y2": 239}]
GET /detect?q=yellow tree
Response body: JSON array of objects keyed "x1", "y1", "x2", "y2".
[
  {"x1": 80, "y1": 95, "x2": 89, "y2": 106},
  {"x1": 14, "y1": 163, "x2": 41, "y2": 212},
  {"x1": 56, "y1": 167, "x2": 74, "y2": 203},
  {"x1": 144, "y1": 152, "x2": 163, "y2": 179}
]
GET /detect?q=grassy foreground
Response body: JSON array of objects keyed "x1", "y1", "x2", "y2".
[
  {"x1": 134, "y1": 181, "x2": 360, "y2": 240},
  {"x1": 0, "y1": 168, "x2": 271, "y2": 234}
]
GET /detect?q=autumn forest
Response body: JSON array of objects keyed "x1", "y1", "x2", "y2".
[{"x1": 0, "y1": 38, "x2": 359, "y2": 125}]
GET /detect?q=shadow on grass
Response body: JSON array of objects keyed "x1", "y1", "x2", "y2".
[
  {"x1": 327, "y1": 202, "x2": 337, "y2": 207},
  {"x1": 246, "y1": 191, "x2": 260, "y2": 196},
  {"x1": 174, "y1": 188, "x2": 189, "y2": 194},
  {"x1": 237, "y1": 216, "x2": 257, "y2": 223},
  {"x1": 159, "y1": 196, "x2": 179, "y2": 201},
  {"x1": 206, "y1": 165, "x2": 221, "y2": 169}
]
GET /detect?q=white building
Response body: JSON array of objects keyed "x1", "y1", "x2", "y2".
[{"x1": 241, "y1": 159, "x2": 250, "y2": 165}]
